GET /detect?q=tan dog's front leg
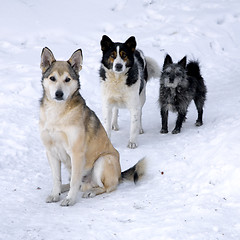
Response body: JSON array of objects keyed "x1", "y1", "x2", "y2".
[
  {"x1": 46, "y1": 151, "x2": 61, "y2": 203},
  {"x1": 61, "y1": 150, "x2": 85, "y2": 207}
]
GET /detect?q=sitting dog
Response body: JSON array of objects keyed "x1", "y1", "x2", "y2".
[
  {"x1": 99, "y1": 35, "x2": 160, "y2": 148},
  {"x1": 159, "y1": 54, "x2": 207, "y2": 134},
  {"x1": 39, "y1": 47, "x2": 145, "y2": 206}
]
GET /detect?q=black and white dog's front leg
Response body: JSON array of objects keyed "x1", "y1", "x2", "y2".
[
  {"x1": 128, "y1": 107, "x2": 140, "y2": 149},
  {"x1": 112, "y1": 107, "x2": 119, "y2": 131},
  {"x1": 102, "y1": 104, "x2": 113, "y2": 139}
]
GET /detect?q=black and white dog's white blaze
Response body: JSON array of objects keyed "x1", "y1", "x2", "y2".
[
  {"x1": 100, "y1": 35, "x2": 160, "y2": 148},
  {"x1": 159, "y1": 54, "x2": 207, "y2": 134}
]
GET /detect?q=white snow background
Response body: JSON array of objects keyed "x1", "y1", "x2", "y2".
[{"x1": 0, "y1": 0, "x2": 240, "y2": 239}]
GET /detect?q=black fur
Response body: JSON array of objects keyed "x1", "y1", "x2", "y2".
[
  {"x1": 159, "y1": 54, "x2": 207, "y2": 134},
  {"x1": 121, "y1": 163, "x2": 140, "y2": 184},
  {"x1": 99, "y1": 35, "x2": 147, "y2": 94},
  {"x1": 99, "y1": 67, "x2": 106, "y2": 81}
]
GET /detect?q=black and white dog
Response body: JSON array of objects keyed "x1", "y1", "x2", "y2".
[
  {"x1": 159, "y1": 54, "x2": 207, "y2": 134},
  {"x1": 100, "y1": 35, "x2": 160, "y2": 148}
]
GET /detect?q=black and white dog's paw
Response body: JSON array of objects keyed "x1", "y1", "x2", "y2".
[
  {"x1": 112, "y1": 124, "x2": 119, "y2": 131},
  {"x1": 128, "y1": 141, "x2": 138, "y2": 149}
]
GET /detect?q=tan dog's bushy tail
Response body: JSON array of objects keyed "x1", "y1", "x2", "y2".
[{"x1": 121, "y1": 157, "x2": 146, "y2": 183}]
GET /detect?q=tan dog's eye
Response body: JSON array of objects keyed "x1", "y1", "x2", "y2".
[
  {"x1": 65, "y1": 77, "x2": 71, "y2": 82},
  {"x1": 50, "y1": 76, "x2": 56, "y2": 82}
]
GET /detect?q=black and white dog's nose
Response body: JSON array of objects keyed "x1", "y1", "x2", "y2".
[
  {"x1": 55, "y1": 90, "x2": 64, "y2": 100},
  {"x1": 115, "y1": 63, "x2": 123, "y2": 72}
]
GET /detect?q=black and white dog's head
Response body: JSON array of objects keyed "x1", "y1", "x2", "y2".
[
  {"x1": 100, "y1": 35, "x2": 136, "y2": 74},
  {"x1": 161, "y1": 54, "x2": 187, "y2": 88}
]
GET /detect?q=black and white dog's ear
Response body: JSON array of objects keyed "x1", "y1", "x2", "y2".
[
  {"x1": 68, "y1": 49, "x2": 83, "y2": 73},
  {"x1": 40, "y1": 47, "x2": 56, "y2": 73},
  {"x1": 101, "y1": 35, "x2": 113, "y2": 52},
  {"x1": 178, "y1": 56, "x2": 187, "y2": 69},
  {"x1": 163, "y1": 54, "x2": 173, "y2": 67},
  {"x1": 125, "y1": 36, "x2": 136, "y2": 52}
]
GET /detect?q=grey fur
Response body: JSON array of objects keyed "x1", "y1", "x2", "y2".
[{"x1": 159, "y1": 54, "x2": 207, "y2": 134}]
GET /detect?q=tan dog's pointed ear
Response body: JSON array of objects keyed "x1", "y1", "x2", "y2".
[
  {"x1": 68, "y1": 49, "x2": 83, "y2": 73},
  {"x1": 40, "y1": 47, "x2": 56, "y2": 73}
]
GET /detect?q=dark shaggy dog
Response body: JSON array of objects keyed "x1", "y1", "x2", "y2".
[{"x1": 159, "y1": 54, "x2": 207, "y2": 134}]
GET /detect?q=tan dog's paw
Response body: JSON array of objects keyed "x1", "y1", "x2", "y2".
[
  {"x1": 82, "y1": 190, "x2": 96, "y2": 198},
  {"x1": 46, "y1": 194, "x2": 60, "y2": 203},
  {"x1": 60, "y1": 198, "x2": 75, "y2": 206}
]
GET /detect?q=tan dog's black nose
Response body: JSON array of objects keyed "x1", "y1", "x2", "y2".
[{"x1": 55, "y1": 90, "x2": 63, "y2": 100}]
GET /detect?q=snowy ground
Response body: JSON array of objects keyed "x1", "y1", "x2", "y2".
[{"x1": 1, "y1": 0, "x2": 240, "y2": 239}]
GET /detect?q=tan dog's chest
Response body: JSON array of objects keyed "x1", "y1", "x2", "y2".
[
  {"x1": 41, "y1": 122, "x2": 72, "y2": 168},
  {"x1": 39, "y1": 103, "x2": 77, "y2": 170}
]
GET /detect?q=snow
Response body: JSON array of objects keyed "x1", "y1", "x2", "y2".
[{"x1": 1, "y1": 0, "x2": 240, "y2": 239}]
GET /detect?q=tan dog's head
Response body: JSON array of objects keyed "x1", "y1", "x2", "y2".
[{"x1": 40, "y1": 47, "x2": 83, "y2": 101}]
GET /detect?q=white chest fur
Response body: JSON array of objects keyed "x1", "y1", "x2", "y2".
[
  {"x1": 101, "y1": 69, "x2": 140, "y2": 108},
  {"x1": 39, "y1": 102, "x2": 72, "y2": 168}
]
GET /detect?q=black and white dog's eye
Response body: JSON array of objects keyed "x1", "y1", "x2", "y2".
[
  {"x1": 120, "y1": 51, "x2": 126, "y2": 59},
  {"x1": 50, "y1": 76, "x2": 56, "y2": 81},
  {"x1": 65, "y1": 77, "x2": 71, "y2": 82},
  {"x1": 110, "y1": 51, "x2": 116, "y2": 59}
]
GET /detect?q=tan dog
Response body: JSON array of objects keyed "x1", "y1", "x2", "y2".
[{"x1": 39, "y1": 47, "x2": 145, "y2": 206}]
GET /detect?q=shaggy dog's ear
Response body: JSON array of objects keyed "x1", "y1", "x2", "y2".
[
  {"x1": 163, "y1": 54, "x2": 173, "y2": 67},
  {"x1": 100, "y1": 35, "x2": 114, "y2": 52},
  {"x1": 68, "y1": 49, "x2": 83, "y2": 73},
  {"x1": 40, "y1": 47, "x2": 56, "y2": 73},
  {"x1": 178, "y1": 56, "x2": 187, "y2": 69}
]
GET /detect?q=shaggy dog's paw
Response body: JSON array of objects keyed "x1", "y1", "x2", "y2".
[
  {"x1": 160, "y1": 129, "x2": 168, "y2": 134},
  {"x1": 139, "y1": 128, "x2": 144, "y2": 134},
  {"x1": 172, "y1": 128, "x2": 180, "y2": 134},
  {"x1": 60, "y1": 198, "x2": 75, "y2": 207},
  {"x1": 195, "y1": 121, "x2": 203, "y2": 127},
  {"x1": 46, "y1": 194, "x2": 60, "y2": 203}
]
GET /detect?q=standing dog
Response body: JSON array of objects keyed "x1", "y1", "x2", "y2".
[
  {"x1": 100, "y1": 35, "x2": 160, "y2": 149},
  {"x1": 39, "y1": 47, "x2": 145, "y2": 206},
  {"x1": 159, "y1": 54, "x2": 207, "y2": 134}
]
